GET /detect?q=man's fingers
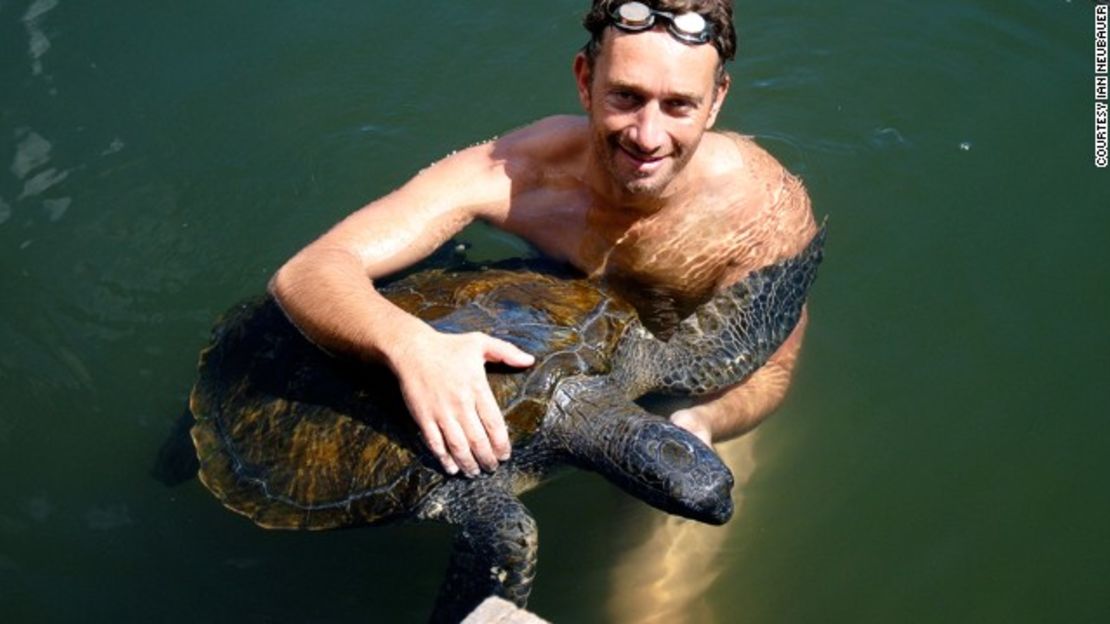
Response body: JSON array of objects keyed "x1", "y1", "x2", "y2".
[
  {"x1": 439, "y1": 412, "x2": 482, "y2": 477},
  {"x1": 483, "y1": 337, "x2": 534, "y2": 368},
  {"x1": 455, "y1": 402, "x2": 499, "y2": 474},
  {"x1": 417, "y1": 419, "x2": 458, "y2": 475},
  {"x1": 407, "y1": 392, "x2": 461, "y2": 475},
  {"x1": 475, "y1": 385, "x2": 511, "y2": 461},
  {"x1": 398, "y1": 332, "x2": 525, "y2": 477}
]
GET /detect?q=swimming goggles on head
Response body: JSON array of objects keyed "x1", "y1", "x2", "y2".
[{"x1": 608, "y1": 1, "x2": 713, "y2": 46}]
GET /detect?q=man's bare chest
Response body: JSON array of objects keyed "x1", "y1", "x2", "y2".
[{"x1": 504, "y1": 193, "x2": 768, "y2": 334}]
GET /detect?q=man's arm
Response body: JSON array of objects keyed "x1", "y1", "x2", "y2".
[
  {"x1": 670, "y1": 308, "x2": 807, "y2": 445},
  {"x1": 269, "y1": 137, "x2": 535, "y2": 478},
  {"x1": 671, "y1": 141, "x2": 817, "y2": 445}
]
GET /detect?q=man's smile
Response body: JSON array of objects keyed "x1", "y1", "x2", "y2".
[{"x1": 617, "y1": 142, "x2": 669, "y2": 174}]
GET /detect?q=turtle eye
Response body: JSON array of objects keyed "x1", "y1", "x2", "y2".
[{"x1": 659, "y1": 439, "x2": 694, "y2": 469}]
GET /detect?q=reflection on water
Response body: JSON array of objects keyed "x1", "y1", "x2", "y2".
[
  {"x1": 607, "y1": 433, "x2": 758, "y2": 624},
  {"x1": 11, "y1": 128, "x2": 68, "y2": 200},
  {"x1": 22, "y1": 0, "x2": 59, "y2": 79},
  {"x1": 7, "y1": 126, "x2": 72, "y2": 228},
  {"x1": 10, "y1": 130, "x2": 51, "y2": 179}
]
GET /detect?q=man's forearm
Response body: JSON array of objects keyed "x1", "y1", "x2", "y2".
[
  {"x1": 268, "y1": 244, "x2": 430, "y2": 366},
  {"x1": 672, "y1": 308, "x2": 808, "y2": 443}
]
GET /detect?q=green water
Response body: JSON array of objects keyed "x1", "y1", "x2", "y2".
[{"x1": 2, "y1": 1, "x2": 1106, "y2": 622}]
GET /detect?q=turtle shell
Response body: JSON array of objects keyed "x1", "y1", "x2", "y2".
[{"x1": 190, "y1": 266, "x2": 637, "y2": 530}]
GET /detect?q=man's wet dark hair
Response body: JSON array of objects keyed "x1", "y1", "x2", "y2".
[{"x1": 582, "y1": 0, "x2": 737, "y2": 85}]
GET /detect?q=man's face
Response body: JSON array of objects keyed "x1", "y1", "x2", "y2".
[{"x1": 575, "y1": 27, "x2": 728, "y2": 198}]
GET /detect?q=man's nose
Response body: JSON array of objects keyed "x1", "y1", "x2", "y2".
[{"x1": 628, "y1": 103, "x2": 665, "y2": 154}]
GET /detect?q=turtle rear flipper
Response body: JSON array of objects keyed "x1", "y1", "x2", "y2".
[
  {"x1": 150, "y1": 403, "x2": 200, "y2": 487},
  {"x1": 421, "y1": 482, "x2": 538, "y2": 623}
]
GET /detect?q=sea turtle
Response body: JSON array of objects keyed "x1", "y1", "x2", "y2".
[{"x1": 189, "y1": 225, "x2": 825, "y2": 622}]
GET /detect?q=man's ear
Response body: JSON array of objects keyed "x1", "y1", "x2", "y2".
[
  {"x1": 573, "y1": 52, "x2": 592, "y2": 111},
  {"x1": 706, "y1": 72, "x2": 731, "y2": 129}
]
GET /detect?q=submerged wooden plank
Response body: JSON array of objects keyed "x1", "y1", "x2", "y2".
[{"x1": 461, "y1": 596, "x2": 549, "y2": 623}]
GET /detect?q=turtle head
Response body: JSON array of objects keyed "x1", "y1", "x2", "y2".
[
  {"x1": 555, "y1": 400, "x2": 732, "y2": 523},
  {"x1": 611, "y1": 417, "x2": 735, "y2": 525},
  {"x1": 552, "y1": 377, "x2": 734, "y2": 524}
]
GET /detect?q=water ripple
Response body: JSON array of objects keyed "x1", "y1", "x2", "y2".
[
  {"x1": 100, "y1": 137, "x2": 125, "y2": 156},
  {"x1": 748, "y1": 66, "x2": 821, "y2": 90},
  {"x1": 867, "y1": 127, "x2": 913, "y2": 151}
]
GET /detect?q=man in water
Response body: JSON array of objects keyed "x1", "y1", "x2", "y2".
[{"x1": 269, "y1": 0, "x2": 817, "y2": 478}]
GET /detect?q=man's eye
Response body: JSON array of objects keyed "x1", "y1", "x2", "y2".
[
  {"x1": 609, "y1": 91, "x2": 641, "y2": 108},
  {"x1": 665, "y1": 99, "x2": 696, "y2": 115}
]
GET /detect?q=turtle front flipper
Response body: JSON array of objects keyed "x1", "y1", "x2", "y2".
[
  {"x1": 419, "y1": 479, "x2": 539, "y2": 623},
  {"x1": 550, "y1": 377, "x2": 734, "y2": 525},
  {"x1": 613, "y1": 223, "x2": 827, "y2": 397}
]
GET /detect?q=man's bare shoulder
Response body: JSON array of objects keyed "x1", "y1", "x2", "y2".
[
  {"x1": 702, "y1": 132, "x2": 818, "y2": 262},
  {"x1": 700, "y1": 131, "x2": 791, "y2": 184},
  {"x1": 493, "y1": 115, "x2": 589, "y2": 170},
  {"x1": 400, "y1": 116, "x2": 588, "y2": 221}
]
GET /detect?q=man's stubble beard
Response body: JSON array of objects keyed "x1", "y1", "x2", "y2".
[
  {"x1": 591, "y1": 125, "x2": 699, "y2": 200},
  {"x1": 590, "y1": 127, "x2": 669, "y2": 198}
]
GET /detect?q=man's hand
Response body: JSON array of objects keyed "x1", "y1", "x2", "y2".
[
  {"x1": 391, "y1": 328, "x2": 534, "y2": 477},
  {"x1": 669, "y1": 408, "x2": 713, "y2": 447}
]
